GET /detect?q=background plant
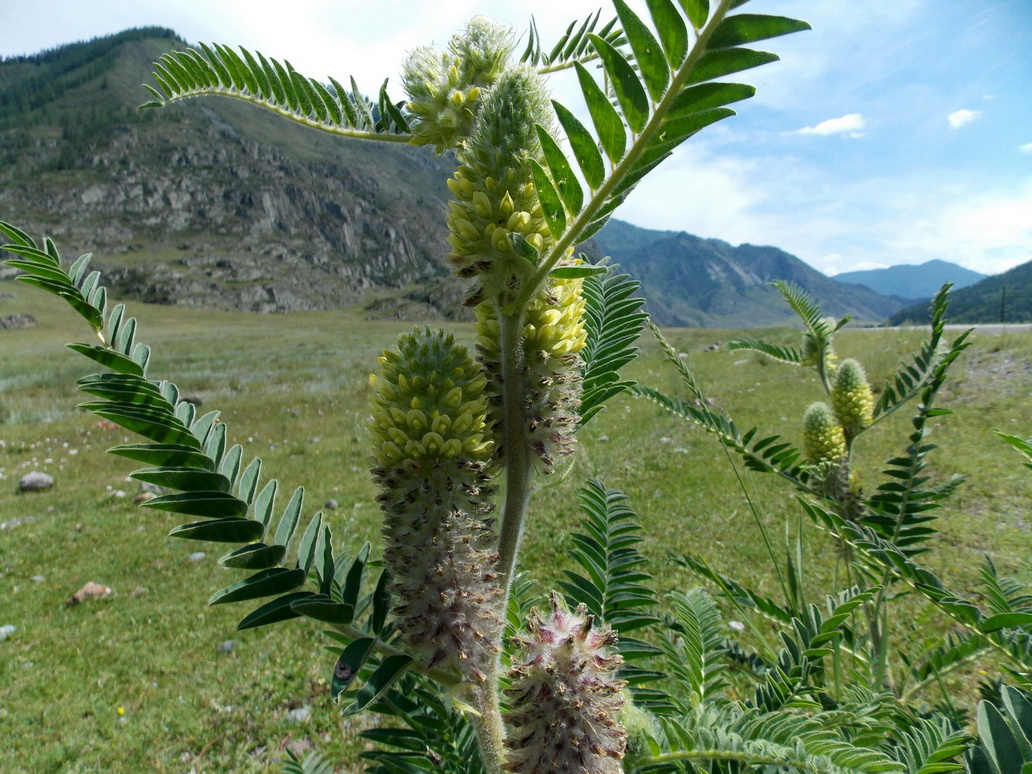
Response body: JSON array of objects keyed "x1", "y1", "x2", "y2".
[{"x1": 3, "y1": 1, "x2": 1030, "y2": 772}]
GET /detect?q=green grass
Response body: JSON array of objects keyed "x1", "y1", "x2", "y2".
[{"x1": 1, "y1": 281, "x2": 1029, "y2": 771}]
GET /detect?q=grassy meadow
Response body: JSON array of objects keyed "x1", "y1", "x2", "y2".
[{"x1": 1, "y1": 280, "x2": 1030, "y2": 772}]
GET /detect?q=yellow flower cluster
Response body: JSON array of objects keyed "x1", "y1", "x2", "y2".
[
  {"x1": 369, "y1": 329, "x2": 492, "y2": 465},
  {"x1": 831, "y1": 358, "x2": 874, "y2": 437},
  {"x1": 802, "y1": 401, "x2": 847, "y2": 465}
]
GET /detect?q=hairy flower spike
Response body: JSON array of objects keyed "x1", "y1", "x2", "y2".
[
  {"x1": 802, "y1": 401, "x2": 847, "y2": 465},
  {"x1": 831, "y1": 358, "x2": 874, "y2": 437},
  {"x1": 447, "y1": 66, "x2": 555, "y2": 302},
  {"x1": 403, "y1": 17, "x2": 513, "y2": 154},
  {"x1": 504, "y1": 593, "x2": 627, "y2": 773},
  {"x1": 475, "y1": 267, "x2": 587, "y2": 473},
  {"x1": 369, "y1": 328, "x2": 503, "y2": 682}
]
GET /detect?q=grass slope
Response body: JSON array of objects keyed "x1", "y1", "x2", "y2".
[{"x1": 1, "y1": 280, "x2": 1030, "y2": 771}]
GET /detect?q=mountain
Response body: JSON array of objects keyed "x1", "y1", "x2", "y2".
[
  {"x1": 0, "y1": 28, "x2": 462, "y2": 317},
  {"x1": 591, "y1": 219, "x2": 902, "y2": 327},
  {"x1": 889, "y1": 258, "x2": 1032, "y2": 324},
  {"x1": 1, "y1": 29, "x2": 902, "y2": 328},
  {"x1": 833, "y1": 259, "x2": 986, "y2": 303}
]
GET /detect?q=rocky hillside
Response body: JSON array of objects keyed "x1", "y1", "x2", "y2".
[
  {"x1": 1, "y1": 28, "x2": 460, "y2": 316},
  {"x1": 591, "y1": 220, "x2": 902, "y2": 327}
]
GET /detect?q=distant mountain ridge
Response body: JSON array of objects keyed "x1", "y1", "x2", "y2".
[
  {"x1": 591, "y1": 220, "x2": 902, "y2": 327},
  {"x1": 890, "y1": 258, "x2": 1032, "y2": 324},
  {"x1": 834, "y1": 259, "x2": 986, "y2": 303}
]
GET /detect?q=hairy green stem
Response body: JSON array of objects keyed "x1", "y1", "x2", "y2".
[
  {"x1": 496, "y1": 307, "x2": 533, "y2": 599},
  {"x1": 471, "y1": 677, "x2": 507, "y2": 774}
]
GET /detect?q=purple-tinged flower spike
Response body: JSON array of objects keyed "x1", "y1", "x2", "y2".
[
  {"x1": 475, "y1": 268, "x2": 587, "y2": 473},
  {"x1": 369, "y1": 328, "x2": 503, "y2": 682},
  {"x1": 504, "y1": 593, "x2": 627, "y2": 773}
]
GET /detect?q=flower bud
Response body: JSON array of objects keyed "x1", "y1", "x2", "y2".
[
  {"x1": 831, "y1": 358, "x2": 874, "y2": 437},
  {"x1": 447, "y1": 66, "x2": 554, "y2": 301},
  {"x1": 369, "y1": 328, "x2": 502, "y2": 681},
  {"x1": 402, "y1": 17, "x2": 513, "y2": 153},
  {"x1": 504, "y1": 593, "x2": 627, "y2": 773},
  {"x1": 802, "y1": 401, "x2": 847, "y2": 465}
]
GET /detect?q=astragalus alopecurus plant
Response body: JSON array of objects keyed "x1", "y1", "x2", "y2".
[{"x1": 23, "y1": 4, "x2": 1029, "y2": 773}]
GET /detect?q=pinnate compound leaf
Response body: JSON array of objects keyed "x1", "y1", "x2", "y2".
[
  {"x1": 708, "y1": 13, "x2": 811, "y2": 49},
  {"x1": 218, "y1": 543, "x2": 288, "y2": 570},
  {"x1": 331, "y1": 638, "x2": 376, "y2": 700},
  {"x1": 589, "y1": 34, "x2": 649, "y2": 133},
  {"x1": 552, "y1": 101, "x2": 605, "y2": 190},
  {"x1": 529, "y1": 159, "x2": 567, "y2": 238},
  {"x1": 67, "y1": 344, "x2": 143, "y2": 375},
  {"x1": 209, "y1": 567, "x2": 307, "y2": 606},
  {"x1": 342, "y1": 655, "x2": 413, "y2": 716},
  {"x1": 646, "y1": 0, "x2": 689, "y2": 66},
  {"x1": 236, "y1": 591, "x2": 316, "y2": 631},
  {"x1": 613, "y1": 0, "x2": 671, "y2": 101},
  {"x1": 169, "y1": 517, "x2": 265, "y2": 543},
  {"x1": 275, "y1": 486, "x2": 304, "y2": 548},
  {"x1": 291, "y1": 594, "x2": 355, "y2": 625},
  {"x1": 108, "y1": 443, "x2": 215, "y2": 470},
  {"x1": 130, "y1": 467, "x2": 231, "y2": 493},
  {"x1": 550, "y1": 265, "x2": 609, "y2": 279},
  {"x1": 575, "y1": 62, "x2": 626, "y2": 162},
  {"x1": 686, "y1": 48, "x2": 780, "y2": 85},
  {"x1": 680, "y1": 0, "x2": 710, "y2": 29},
  {"x1": 536, "y1": 125, "x2": 583, "y2": 216},
  {"x1": 143, "y1": 491, "x2": 248, "y2": 518}
]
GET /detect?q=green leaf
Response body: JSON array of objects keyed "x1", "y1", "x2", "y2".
[
  {"x1": 108, "y1": 443, "x2": 215, "y2": 470},
  {"x1": 686, "y1": 48, "x2": 780, "y2": 85},
  {"x1": 0, "y1": 220, "x2": 36, "y2": 247},
  {"x1": 342, "y1": 655, "x2": 413, "y2": 716},
  {"x1": 979, "y1": 700, "x2": 1024, "y2": 774},
  {"x1": 508, "y1": 232, "x2": 540, "y2": 263},
  {"x1": 536, "y1": 125, "x2": 583, "y2": 216},
  {"x1": 341, "y1": 543, "x2": 371, "y2": 612},
  {"x1": 667, "y1": 82, "x2": 755, "y2": 118},
  {"x1": 550, "y1": 265, "x2": 609, "y2": 279},
  {"x1": 252, "y1": 479, "x2": 278, "y2": 527},
  {"x1": 218, "y1": 543, "x2": 288, "y2": 570},
  {"x1": 529, "y1": 159, "x2": 567, "y2": 238},
  {"x1": 297, "y1": 512, "x2": 323, "y2": 574},
  {"x1": 575, "y1": 62, "x2": 627, "y2": 163},
  {"x1": 4, "y1": 258, "x2": 71, "y2": 285},
  {"x1": 679, "y1": 0, "x2": 709, "y2": 29},
  {"x1": 290, "y1": 596, "x2": 355, "y2": 625},
  {"x1": 613, "y1": 0, "x2": 670, "y2": 101},
  {"x1": 169, "y1": 517, "x2": 265, "y2": 543},
  {"x1": 87, "y1": 406, "x2": 201, "y2": 449},
  {"x1": 589, "y1": 34, "x2": 649, "y2": 133},
  {"x1": 371, "y1": 569, "x2": 391, "y2": 635},
  {"x1": 274, "y1": 486, "x2": 305, "y2": 548},
  {"x1": 67, "y1": 344, "x2": 144, "y2": 375},
  {"x1": 552, "y1": 101, "x2": 605, "y2": 191},
  {"x1": 236, "y1": 591, "x2": 316, "y2": 631},
  {"x1": 331, "y1": 637, "x2": 376, "y2": 700},
  {"x1": 982, "y1": 612, "x2": 1032, "y2": 632},
  {"x1": 209, "y1": 567, "x2": 307, "y2": 605},
  {"x1": 646, "y1": 0, "x2": 689, "y2": 66},
  {"x1": 130, "y1": 467, "x2": 231, "y2": 493},
  {"x1": 708, "y1": 13, "x2": 811, "y2": 49},
  {"x1": 142, "y1": 491, "x2": 248, "y2": 518}
]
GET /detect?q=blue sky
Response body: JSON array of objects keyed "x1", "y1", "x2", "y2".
[{"x1": 3, "y1": 0, "x2": 1030, "y2": 276}]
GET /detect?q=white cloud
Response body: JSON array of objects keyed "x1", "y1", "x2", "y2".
[
  {"x1": 1020, "y1": 143, "x2": 1032, "y2": 155},
  {"x1": 948, "y1": 109, "x2": 981, "y2": 128},
  {"x1": 793, "y1": 113, "x2": 866, "y2": 138}
]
